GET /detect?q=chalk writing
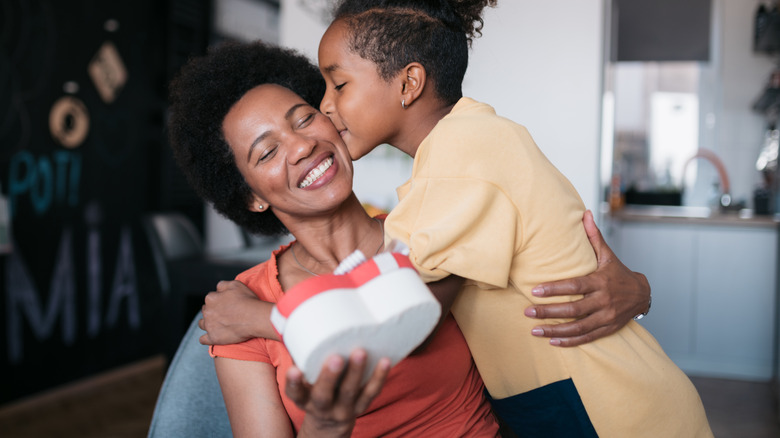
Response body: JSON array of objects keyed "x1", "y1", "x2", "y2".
[
  {"x1": 7, "y1": 150, "x2": 81, "y2": 218},
  {"x1": 5, "y1": 219, "x2": 140, "y2": 364}
]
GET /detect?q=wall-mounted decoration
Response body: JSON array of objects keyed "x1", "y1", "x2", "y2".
[{"x1": 88, "y1": 41, "x2": 128, "y2": 104}]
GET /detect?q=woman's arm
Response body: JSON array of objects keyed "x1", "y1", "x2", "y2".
[
  {"x1": 524, "y1": 210, "x2": 651, "y2": 347},
  {"x1": 199, "y1": 280, "x2": 278, "y2": 345},
  {"x1": 215, "y1": 357, "x2": 294, "y2": 438}
]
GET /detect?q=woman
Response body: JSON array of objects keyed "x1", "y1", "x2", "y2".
[{"x1": 168, "y1": 40, "x2": 500, "y2": 437}]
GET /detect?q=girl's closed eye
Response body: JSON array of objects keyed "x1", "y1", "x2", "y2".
[{"x1": 334, "y1": 83, "x2": 346, "y2": 91}]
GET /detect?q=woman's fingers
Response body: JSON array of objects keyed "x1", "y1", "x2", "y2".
[
  {"x1": 285, "y1": 365, "x2": 309, "y2": 406},
  {"x1": 287, "y1": 349, "x2": 390, "y2": 420},
  {"x1": 307, "y1": 355, "x2": 346, "y2": 412},
  {"x1": 336, "y1": 350, "x2": 367, "y2": 404},
  {"x1": 354, "y1": 357, "x2": 391, "y2": 414}
]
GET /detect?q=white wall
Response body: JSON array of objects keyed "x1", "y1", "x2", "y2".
[
  {"x1": 463, "y1": 1, "x2": 605, "y2": 211},
  {"x1": 280, "y1": 0, "x2": 606, "y2": 212}
]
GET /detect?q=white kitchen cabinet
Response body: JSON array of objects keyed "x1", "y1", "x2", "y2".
[{"x1": 609, "y1": 218, "x2": 779, "y2": 381}]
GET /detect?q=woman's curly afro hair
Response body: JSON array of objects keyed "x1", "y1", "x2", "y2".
[{"x1": 167, "y1": 40, "x2": 325, "y2": 236}]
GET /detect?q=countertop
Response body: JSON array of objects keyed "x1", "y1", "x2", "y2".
[{"x1": 607, "y1": 204, "x2": 780, "y2": 229}]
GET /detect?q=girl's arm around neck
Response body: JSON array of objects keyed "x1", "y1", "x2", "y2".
[{"x1": 200, "y1": 280, "x2": 279, "y2": 345}]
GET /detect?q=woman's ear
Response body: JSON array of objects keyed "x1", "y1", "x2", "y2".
[
  {"x1": 400, "y1": 62, "x2": 426, "y2": 107},
  {"x1": 247, "y1": 193, "x2": 269, "y2": 213}
]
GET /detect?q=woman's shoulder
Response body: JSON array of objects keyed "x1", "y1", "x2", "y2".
[{"x1": 235, "y1": 242, "x2": 293, "y2": 303}]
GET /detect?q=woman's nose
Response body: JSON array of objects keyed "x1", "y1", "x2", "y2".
[{"x1": 288, "y1": 133, "x2": 317, "y2": 163}]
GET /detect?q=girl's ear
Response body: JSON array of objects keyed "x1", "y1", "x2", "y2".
[
  {"x1": 247, "y1": 192, "x2": 269, "y2": 213},
  {"x1": 400, "y1": 62, "x2": 426, "y2": 107}
]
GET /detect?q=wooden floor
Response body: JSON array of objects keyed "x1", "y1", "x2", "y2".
[
  {"x1": 0, "y1": 357, "x2": 778, "y2": 437},
  {"x1": 0, "y1": 356, "x2": 166, "y2": 438}
]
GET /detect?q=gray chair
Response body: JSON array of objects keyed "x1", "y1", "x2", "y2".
[
  {"x1": 142, "y1": 212, "x2": 256, "y2": 358},
  {"x1": 147, "y1": 312, "x2": 232, "y2": 437}
]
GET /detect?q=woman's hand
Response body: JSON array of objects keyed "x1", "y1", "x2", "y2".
[
  {"x1": 524, "y1": 210, "x2": 651, "y2": 347},
  {"x1": 199, "y1": 280, "x2": 277, "y2": 345},
  {"x1": 288, "y1": 350, "x2": 391, "y2": 438}
]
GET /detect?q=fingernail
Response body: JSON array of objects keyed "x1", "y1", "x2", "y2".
[
  {"x1": 549, "y1": 338, "x2": 562, "y2": 346},
  {"x1": 329, "y1": 356, "x2": 344, "y2": 372},
  {"x1": 524, "y1": 307, "x2": 537, "y2": 317},
  {"x1": 352, "y1": 350, "x2": 366, "y2": 365},
  {"x1": 531, "y1": 328, "x2": 544, "y2": 336},
  {"x1": 532, "y1": 286, "x2": 544, "y2": 296},
  {"x1": 379, "y1": 358, "x2": 391, "y2": 370}
]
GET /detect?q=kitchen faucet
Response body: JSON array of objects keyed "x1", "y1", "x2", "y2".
[{"x1": 682, "y1": 149, "x2": 732, "y2": 209}]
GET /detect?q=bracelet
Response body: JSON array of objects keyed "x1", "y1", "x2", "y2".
[{"x1": 633, "y1": 295, "x2": 652, "y2": 321}]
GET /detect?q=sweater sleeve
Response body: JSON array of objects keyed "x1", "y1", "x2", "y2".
[
  {"x1": 210, "y1": 338, "x2": 273, "y2": 364},
  {"x1": 384, "y1": 176, "x2": 519, "y2": 288}
]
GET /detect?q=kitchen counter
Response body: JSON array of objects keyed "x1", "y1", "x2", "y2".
[
  {"x1": 608, "y1": 204, "x2": 780, "y2": 228},
  {"x1": 604, "y1": 204, "x2": 779, "y2": 380}
]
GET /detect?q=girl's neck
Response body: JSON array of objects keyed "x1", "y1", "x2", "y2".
[{"x1": 394, "y1": 100, "x2": 456, "y2": 158}]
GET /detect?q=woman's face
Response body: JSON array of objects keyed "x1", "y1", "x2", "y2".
[{"x1": 222, "y1": 84, "x2": 355, "y2": 221}]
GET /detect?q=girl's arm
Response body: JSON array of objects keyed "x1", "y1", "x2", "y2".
[
  {"x1": 524, "y1": 210, "x2": 652, "y2": 347},
  {"x1": 215, "y1": 357, "x2": 294, "y2": 438},
  {"x1": 410, "y1": 274, "x2": 464, "y2": 353},
  {"x1": 199, "y1": 280, "x2": 278, "y2": 345}
]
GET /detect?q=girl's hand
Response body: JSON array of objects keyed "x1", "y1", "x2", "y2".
[
  {"x1": 199, "y1": 280, "x2": 276, "y2": 344},
  {"x1": 287, "y1": 349, "x2": 391, "y2": 437},
  {"x1": 524, "y1": 210, "x2": 651, "y2": 347}
]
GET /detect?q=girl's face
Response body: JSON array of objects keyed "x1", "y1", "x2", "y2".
[
  {"x1": 222, "y1": 84, "x2": 355, "y2": 221},
  {"x1": 318, "y1": 20, "x2": 402, "y2": 160}
]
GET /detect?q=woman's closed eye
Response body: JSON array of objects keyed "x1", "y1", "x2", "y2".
[
  {"x1": 296, "y1": 112, "x2": 315, "y2": 129},
  {"x1": 256, "y1": 144, "x2": 278, "y2": 164},
  {"x1": 334, "y1": 82, "x2": 346, "y2": 91}
]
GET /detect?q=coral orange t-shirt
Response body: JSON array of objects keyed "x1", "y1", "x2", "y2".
[{"x1": 211, "y1": 243, "x2": 499, "y2": 437}]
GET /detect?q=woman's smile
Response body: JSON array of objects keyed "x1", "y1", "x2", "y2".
[{"x1": 298, "y1": 154, "x2": 335, "y2": 188}]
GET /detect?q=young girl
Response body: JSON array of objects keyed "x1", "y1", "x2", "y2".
[{"x1": 316, "y1": 0, "x2": 713, "y2": 436}]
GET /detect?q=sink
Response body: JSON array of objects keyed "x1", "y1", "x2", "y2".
[
  {"x1": 624, "y1": 189, "x2": 683, "y2": 207},
  {"x1": 618, "y1": 205, "x2": 765, "y2": 221},
  {"x1": 620, "y1": 205, "x2": 712, "y2": 218}
]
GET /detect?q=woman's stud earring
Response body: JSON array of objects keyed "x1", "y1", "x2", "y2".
[
  {"x1": 401, "y1": 99, "x2": 407, "y2": 109},
  {"x1": 258, "y1": 204, "x2": 264, "y2": 210}
]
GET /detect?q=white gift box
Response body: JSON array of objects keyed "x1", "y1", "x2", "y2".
[{"x1": 271, "y1": 250, "x2": 441, "y2": 384}]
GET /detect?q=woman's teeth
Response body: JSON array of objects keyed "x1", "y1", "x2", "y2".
[{"x1": 299, "y1": 157, "x2": 334, "y2": 188}]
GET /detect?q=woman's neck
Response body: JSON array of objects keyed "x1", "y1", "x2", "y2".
[{"x1": 281, "y1": 193, "x2": 383, "y2": 277}]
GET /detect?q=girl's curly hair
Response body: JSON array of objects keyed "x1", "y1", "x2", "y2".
[
  {"x1": 332, "y1": 0, "x2": 497, "y2": 105},
  {"x1": 167, "y1": 41, "x2": 325, "y2": 236}
]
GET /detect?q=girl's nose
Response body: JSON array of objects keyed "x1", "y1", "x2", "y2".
[{"x1": 320, "y1": 90, "x2": 334, "y2": 115}]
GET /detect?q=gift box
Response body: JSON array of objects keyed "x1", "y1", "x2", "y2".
[{"x1": 270, "y1": 249, "x2": 441, "y2": 384}]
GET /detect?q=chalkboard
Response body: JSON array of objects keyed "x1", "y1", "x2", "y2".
[{"x1": 0, "y1": 0, "x2": 209, "y2": 404}]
